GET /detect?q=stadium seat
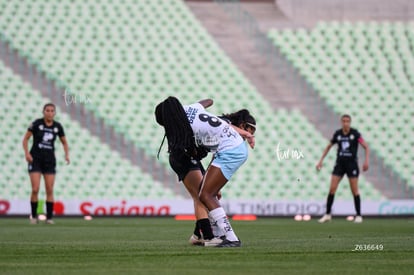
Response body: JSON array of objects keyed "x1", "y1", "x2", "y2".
[
  {"x1": 0, "y1": 60, "x2": 182, "y2": 200},
  {"x1": 268, "y1": 21, "x2": 414, "y2": 189},
  {"x1": 0, "y1": 1, "x2": 387, "y2": 200}
]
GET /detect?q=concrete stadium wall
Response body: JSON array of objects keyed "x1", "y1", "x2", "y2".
[{"x1": 277, "y1": 0, "x2": 414, "y2": 25}]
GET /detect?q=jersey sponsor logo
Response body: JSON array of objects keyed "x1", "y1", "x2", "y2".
[
  {"x1": 186, "y1": 106, "x2": 198, "y2": 124},
  {"x1": 42, "y1": 132, "x2": 54, "y2": 142},
  {"x1": 41, "y1": 128, "x2": 54, "y2": 133},
  {"x1": 341, "y1": 141, "x2": 350, "y2": 151},
  {"x1": 38, "y1": 143, "x2": 53, "y2": 149},
  {"x1": 339, "y1": 139, "x2": 354, "y2": 157},
  {"x1": 339, "y1": 141, "x2": 351, "y2": 156}
]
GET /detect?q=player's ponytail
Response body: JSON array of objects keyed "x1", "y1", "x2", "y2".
[
  {"x1": 221, "y1": 109, "x2": 256, "y2": 130},
  {"x1": 155, "y1": 96, "x2": 197, "y2": 157}
]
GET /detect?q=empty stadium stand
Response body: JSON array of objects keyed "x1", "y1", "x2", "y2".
[
  {"x1": 0, "y1": 60, "x2": 180, "y2": 200},
  {"x1": 0, "y1": 0, "x2": 387, "y2": 201},
  {"x1": 268, "y1": 21, "x2": 414, "y2": 188}
]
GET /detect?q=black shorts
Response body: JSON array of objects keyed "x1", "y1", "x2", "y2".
[
  {"x1": 169, "y1": 150, "x2": 205, "y2": 182},
  {"x1": 28, "y1": 156, "x2": 56, "y2": 174},
  {"x1": 332, "y1": 159, "x2": 359, "y2": 178}
]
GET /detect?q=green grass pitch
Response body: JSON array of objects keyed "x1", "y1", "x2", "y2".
[{"x1": 0, "y1": 217, "x2": 413, "y2": 274}]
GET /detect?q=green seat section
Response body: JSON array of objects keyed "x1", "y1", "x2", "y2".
[
  {"x1": 0, "y1": 60, "x2": 180, "y2": 200},
  {"x1": 0, "y1": 1, "x2": 386, "y2": 200},
  {"x1": 268, "y1": 21, "x2": 414, "y2": 188}
]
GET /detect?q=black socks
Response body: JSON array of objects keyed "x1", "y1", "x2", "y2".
[
  {"x1": 326, "y1": 194, "x2": 361, "y2": 216},
  {"x1": 193, "y1": 221, "x2": 202, "y2": 238},
  {"x1": 325, "y1": 193, "x2": 361, "y2": 216},
  {"x1": 326, "y1": 194, "x2": 335, "y2": 214},
  {"x1": 46, "y1": 201, "x2": 54, "y2": 220},
  {"x1": 354, "y1": 195, "x2": 361, "y2": 216},
  {"x1": 195, "y1": 218, "x2": 214, "y2": 240},
  {"x1": 30, "y1": 201, "x2": 38, "y2": 218}
]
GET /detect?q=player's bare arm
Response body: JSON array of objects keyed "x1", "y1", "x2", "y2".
[
  {"x1": 230, "y1": 125, "x2": 255, "y2": 149},
  {"x1": 198, "y1": 99, "x2": 213, "y2": 109},
  {"x1": 359, "y1": 139, "x2": 369, "y2": 171},
  {"x1": 316, "y1": 142, "x2": 333, "y2": 170},
  {"x1": 60, "y1": 136, "x2": 70, "y2": 164},
  {"x1": 22, "y1": 131, "x2": 33, "y2": 163}
]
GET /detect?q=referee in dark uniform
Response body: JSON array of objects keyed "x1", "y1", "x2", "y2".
[
  {"x1": 316, "y1": 114, "x2": 369, "y2": 223},
  {"x1": 22, "y1": 103, "x2": 70, "y2": 224}
]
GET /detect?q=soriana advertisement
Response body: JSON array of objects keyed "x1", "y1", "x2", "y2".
[{"x1": 1, "y1": 199, "x2": 414, "y2": 216}]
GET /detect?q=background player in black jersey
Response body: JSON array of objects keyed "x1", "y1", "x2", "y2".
[
  {"x1": 316, "y1": 114, "x2": 369, "y2": 223},
  {"x1": 22, "y1": 103, "x2": 70, "y2": 224}
]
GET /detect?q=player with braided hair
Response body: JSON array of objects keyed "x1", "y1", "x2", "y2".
[{"x1": 155, "y1": 96, "x2": 255, "y2": 247}]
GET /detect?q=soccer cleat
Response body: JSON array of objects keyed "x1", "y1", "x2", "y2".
[
  {"x1": 189, "y1": 234, "x2": 204, "y2": 246},
  {"x1": 46, "y1": 219, "x2": 55, "y2": 225},
  {"x1": 203, "y1": 237, "x2": 225, "y2": 247},
  {"x1": 318, "y1": 214, "x2": 332, "y2": 223},
  {"x1": 354, "y1": 216, "x2": 363, "y2": 223},
  {"x1": 215, "y1": 239, "x2": 242, "y2": 248},
  {"x1": 30, "y1": 217, "x2": 38, "y2": 224}
]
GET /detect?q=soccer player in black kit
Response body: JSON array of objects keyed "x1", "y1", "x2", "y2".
[
  {"x1": 316, "y1": 114, "x2": 369, "y2": 223},
  {"x1": 22, "y1": 103, "x2": 70, "y2": 224}
]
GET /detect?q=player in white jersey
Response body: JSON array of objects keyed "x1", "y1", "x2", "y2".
[
  {"x1": 155, "y1": 97, "x2": 255, "y2": 247},
  {"x1": 157, "y1": 98, "x2": 219, "y2": 246}
]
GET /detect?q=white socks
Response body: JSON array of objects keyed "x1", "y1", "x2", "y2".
[
  {"x1": 209, "y1": 215, "x2": 222, "y2": 237},
  {"x1": 209, "y1": 207, "x2": 239, "y2": 242}
]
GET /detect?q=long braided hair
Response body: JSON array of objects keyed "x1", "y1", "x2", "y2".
[{"x1": 155, "y1": 96, "x2": 198, "y2": 158}]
